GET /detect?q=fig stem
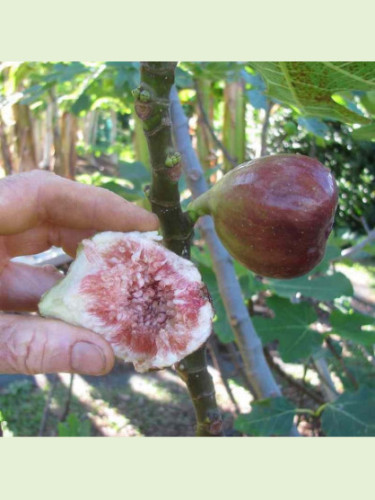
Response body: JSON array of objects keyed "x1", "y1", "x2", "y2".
[{"x1": 186, "y1": 191, "x2": 212, "y2": 224}]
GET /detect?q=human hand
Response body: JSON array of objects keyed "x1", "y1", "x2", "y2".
[{"x1": 0, "y1": 170, "x2": 159, "y2": 375}]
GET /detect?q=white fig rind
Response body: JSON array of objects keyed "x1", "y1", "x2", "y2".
[{"x1": 39, "y1": 231, "x2": 213, "y2": 372}]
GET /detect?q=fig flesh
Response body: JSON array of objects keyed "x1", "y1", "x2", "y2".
[
  {"x1": 188, "y1": 154, "x2": 338, "y2": 279},
  {"x1": 39, "y1": 231, "x2": 213, "y2": 372}
]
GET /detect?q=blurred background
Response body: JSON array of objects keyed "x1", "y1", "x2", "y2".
[{"x1": 0, "y1": 61, "x2": 374, "y2": 437}]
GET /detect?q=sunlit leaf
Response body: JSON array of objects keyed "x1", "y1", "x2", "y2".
[
  {"x1": 253, "y1": 297, "x2": 321, "y2": 362},
  {"x1": 197, "y1": 263, "x2": 234, "y2": 343},
  {"x1": 71, "y1": 93, "x2": 91, "y2": 115},
  {"x1": 360, "y1": 90, "x2": 375, "y2": 115},
  {"x1": 309, "y1": 245, "x2": 341, "y2": 274},
  {"x1": 352, "y1": 123, "x2": 375, "y2": 141},
  {"x1": 234, "y1": 397, "x2": 296, "y2": 436},
  {"x1": 330, "y1": 309, "x2": 375, "y2": 346},
  {"x1": 321, "y1": 387, "x2": 375, "y2": 436},
  {"x1": 267, "y1": 272, "x2": 353, "y2": 301},
  {"x1": 297, "y1": 117, "x2": 329, "y2": 138},
  {"x1": 251, "y1": 62, "x2": 375, "y2": 123},
  {"x1": 247, "y1": 89, "x2": 267, "y2": 110}
]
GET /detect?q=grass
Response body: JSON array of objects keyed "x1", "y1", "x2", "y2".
[
  {"x1": 0, "y1": 379, "x2": 47, "y2": 436},
  {"x1": 0, "y1": 363, "x2": 251, "y2": 437}
]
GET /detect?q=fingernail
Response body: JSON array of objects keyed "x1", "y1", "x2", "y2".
[{"x1": 71, "y1": 341, "x2": 106, "y2": 375}]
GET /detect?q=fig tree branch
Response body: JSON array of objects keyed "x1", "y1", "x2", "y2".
[
  {"x1": 134, "y1": 62, "x2": 222, "y2": 437},
  {"x1": 194, "y1": 81, "x2": 237, "y2": 168},
  {"x1": 339, "y1": 227, "x2": 375, "y2": 260},
  {"x1": 325, "y1": 337, "x2": 359, "y2": 390},
  {"x1": 351, "y1": 214, "x2": 371, "y2": 234},
  {"x1": 170, "y1": 85, "x2": 284, "y2": 401},
  {"x1": 207, "y1": 338, "x2": 240, "y2": 414},
  {"x1": 311, "y1": 355, "x2": 338, "y2": 402},
  {"x1": 263, "y1": 347, "x2": 325, "y2": 405}
]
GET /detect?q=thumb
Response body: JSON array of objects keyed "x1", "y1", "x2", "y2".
[{"x1": 0, "y1": 314, "x2": 115, "y2": 375}]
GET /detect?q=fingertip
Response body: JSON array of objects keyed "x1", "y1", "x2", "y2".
[
  {"x1": 92, "y1": 334, "x2": 115, "y2": 374},
  {"x1": 145, "y1": 212, "x2": 160, "y2": 231},
  {"x1": 71, "y1": 336, "x2": 115, "y2": 376}
]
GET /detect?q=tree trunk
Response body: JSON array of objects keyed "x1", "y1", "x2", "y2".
[
  {"x1": 34, "y1": 112, "x2": 44, "y2": 167},
  {"x1": 260, "y1": 101, "x2": 274, "y2": 157},
  {"x1": 40, "y1": 102, "x2": 53, "y2": 169},
  {"x1": 0, "y1": 111, "x2": 14, "y2": 175},
  {"x1": 58, "y1": 112, "x2": 77, "y2": 179},
  {"x1": 82, "y1": 109, "x2": 99, "y2": 167},
  {"x1": 109, "y1": 109, "x2": 118, "y2": 165},
  {"x1": 222, "y1": 79, "x2": 246, "y2": 171},
  {"x1": 195, "y1": 78, "x2": 216, "y2": 169},
  {"x1": 13, "y1": 102, "x2": 38, "y2": 171},
  {"x1": 50, "y1": 88, "x2": 63, "y2": 174}
]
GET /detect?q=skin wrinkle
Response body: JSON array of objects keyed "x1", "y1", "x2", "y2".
[
  {"x1": 34, "y1": 171, "x2": 48, "y2": 224},
  {"x1": 0, "y1": 170, "x2": 159, "y2": 376},
  {"x1": 38, "y1": 174, "x2": 68, "y2": 227},
  {"x1": 23, "y1": 328, "x2": 36, "y2": 375},
  {"x1": 0, "y1": 315, "x2": 114, "y2": 375},
  {"x1": 0, "y1": 171, "x2": 40, "y2": 230},
  {"x1": 0, "y1": 317, "x2": 21, "y2": 373},
  {"x1": 39, "y1": 334, "x2": 48, "y2": 374},
  {"x1": 46, "y1": 224, "x2": 62, "y2": 250}
]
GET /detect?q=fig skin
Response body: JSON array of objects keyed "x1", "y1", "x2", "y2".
[
  {"x1": 38, "y1": 231, "x2": 214, "y2": 372},
  {"x1": 188, "y1": 154, "x2": 338, "y2": 279}
]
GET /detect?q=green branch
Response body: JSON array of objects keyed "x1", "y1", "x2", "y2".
[{"x1": 134, "y1": 62, "x2": 223, "y2": 436}]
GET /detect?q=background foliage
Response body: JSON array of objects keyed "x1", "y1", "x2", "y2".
[{"x1": 0, "y1": 61, "x2": 374, "y2": 437}]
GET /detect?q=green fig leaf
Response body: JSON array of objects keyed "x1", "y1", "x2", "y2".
[
  {"x1": 330, "y1": 309, "x2": 375, "y2": 346},
  {"x1": 234, "y1": 397, "x2": 296, "y2": 436},
  {"x1": 118, "y1": 161, "x2": 151, "y2": 191},
  {"x1": 360, "y1": 90, "x2": 375, "y2": 115},
  {"x1": 297, "y1": 117, "x2": 329, "y2": 138},
  {"x1": 196, "y1": 263, "x2": 234, "y2": 343},
  {"x1": 253, "y1": 297, "x2": 321, "y2": 362},
  {"x1": 267, "y1": 272, "x2": 353, "y2": 302},
  {"x1": 321, "y1": 387, "x2": 375, "y2": 436},
  {"x1": 311, "y1": 245, "x2": 341, "y2": 274},
  {"x1": 251, "y1": 62, "x2": 375, "y2": 124},
  {"x1": 352, "y1": 123, "x2": 375, "y2": 141}
]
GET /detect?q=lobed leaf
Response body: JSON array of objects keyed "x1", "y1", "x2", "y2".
[
  {"x1": 321, "y1": 387, "x2": 375, "y2": 436},
  {"x1": 330, "y1": 309, "x2": 375, "y2": 346},
  {"x1": 251, "y1": 62, "x2": 375, "y2": 124},
  {"x1": 267, "y1": 272, "x2": 353, "y2": 301},
  {"x1": 234, "y1": 397, "x2": 296, "y2": 436},
  {"x1": 253, "y1": 297, "x2": 321, "y2": 362}
]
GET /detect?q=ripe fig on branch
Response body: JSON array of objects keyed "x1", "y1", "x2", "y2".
[
  {"x1": 39, "y1": 231, "x2": 213, "y2": 372},
  {"x1": 187, "y1": 154, "x2": 338, "y2": 279}
]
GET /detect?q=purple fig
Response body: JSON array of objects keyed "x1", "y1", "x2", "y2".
[{"x1": 187, "y1": 154, "x2": 338, "y2": 279}]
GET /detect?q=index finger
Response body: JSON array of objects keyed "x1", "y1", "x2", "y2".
[{"x1": 0, "y1": 170, "x2": 159, "y2": 235}]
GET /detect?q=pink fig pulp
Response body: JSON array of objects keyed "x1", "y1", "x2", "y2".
[
  {"x1": 39, "y1": 232, "x2": 213, "y2": 372},
  {"x1": 188, "y1": 154, "x2": 338, "y2": 279}
]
